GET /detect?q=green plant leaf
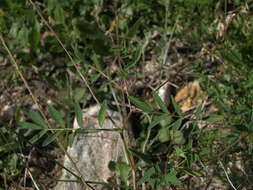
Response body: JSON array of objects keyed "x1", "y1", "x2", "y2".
[
  {"x1": 153, "y1": 92, "x2": 169, "y2": 113},
  {"x1": 183, "y1": 169, "x2": 204, "y2": 177},
  {"x1": 29, "y1": 17, "x2": 40, "y2": 48},
  {"x1": 170, "y1": 130, "x2": 185, "y2": 145},
  {"x1": 0, "y1": 143, "x2": 19, "y2": 154},
  {"x1": 108, "y1": 161, "x2": 116, "y2": 172},
  {"x1": 17, "y1": 26, "x2": 29, "y2": 47},
  {"x1": 129, "y1": 149, "x2": 152, "y2": 164},
  {"x1": 125, "y1": 48, "x2": 142, "y2": 70},
  {"x1": 137, "y1": 167, "x2": 156, "y2": 185},
  {"x1": 158, "y1": 127, "x2": 170, "y2": 143},
  {"x1": 28, "y1": 110, "x2": 48, "y2": 128},
  {"x1": 127, "y1": 18, "x2": 142, "y2": 38},
  {"x1": 206, "y1": 115, "x2": 224, "y2": 123},
  {"x1": 243, "y1": 80, "x2": 253, "y2": 89},
  {"x1": 42, "y1": 131, "x2": 62, "y2": 147},
  {"x1": 74, "y1": 102, "x2": 83, "y2": 128},
  {"x1": 148, "y1": 114, "x2": 171, "y2": 129},
  {"x1": 19, "y1": 122, "x2": 44, "y2": 130},
  {"x1": 164, "y1": 170, "x2": 182, "y2": 185},
  {"x1": 90, "y1": 73, "x2": 101, "y2": 83},
  {"x1": 171, "y1": 118, "x2": 183, "y2": 130},
  {"x1": 171, "y1": 96, "x2": 181, "y2": 115},
  {"x1": 98, "y1": 100, "x2": 107, "y2": 128},
  {"x1": 116, "y1": 162, "x2": 131, "y2": 184},
  {"x1": 174, "y1": 146, "x2": 186, "y2": 158},
  {"x1": 48, "y1": 105, "x2": 65, "y2": 128},
  {"x1": 74, "y1": 88, "x2": 86, "y2": 101},
  {"x1": 92, "y1": 53, "x2": 102, "y2": 70},
  {"x1": 29, "y1": 129, "x2": 47, "y2": 144},
  {"x1": 53, "y1": 5, "x2": 65, "y2": 24},
  {"x1": 128, "y1": 96, "x2": 154, "y2": 113}
]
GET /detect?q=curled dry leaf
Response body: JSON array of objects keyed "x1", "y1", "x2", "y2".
[{"x1": 175, "y1": 81, "x2": 204, "y2": 113}]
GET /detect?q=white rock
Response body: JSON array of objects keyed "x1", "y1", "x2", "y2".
[{"x1": 55, "y1": 105, "x2": 133, "y2": 190}]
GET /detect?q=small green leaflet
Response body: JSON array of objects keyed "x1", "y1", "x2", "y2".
[
  {"x1": 171, "y1": 118, "x2": 183, "y2": 130},
  {"x1": 129, "y1": 149, "x2": 152, "y2": 164},
  {"x1": 125, "y1": 48, "x2": 142, "y2": 70},
  {"x1": 128, "y1": 96, "x2": 154, "y2": 113},
  {"x1": 171, "y1": 96, "x2": 181, "y2": 116},
  {"x1": 116, "y1": 162, "x2": 131, "y2": 184},
  {"x1": 174, "y1": 146, "x2": 186, "y2": 159},
  {"x1": 183, "y1": 169, "x2": 204, "y2": 177},
  {"x1": 74, "y1": 88, "x2": 86, "y2": 101},
  {"x1": 42, "y1": 131, "x2": 63, "y2": 147},
  {"x1": 153, "y1": 92, "x2": 169, "y2": 113},
  {"x1": 243, "y1": 80, "x2": 253, "y2": 88},
  {"x1": 30, "y1": 18, "x2": 40, "y2": 48},
  {"x1": 92, "y1": 53, "x2": 102, "y2": 70},
  {"x1": 137, "y1": 167, "x2": 156, "y2": 185},
  {"x1": 48, "y1": 105, "x2": 65, "y2": 128},
  {"x1": 98, "y1": 100, "x2": 107, "y2": 128},
  {"x1": 127, "y1": 18, "x2": 142, "y2": 38},
  {"x1": 53, "y1": 5, "x2": 65, "y2": 25},
  {"x1": 171, "y1": 130, "x2": 185, "y2": 145},
  {"x1": 17, "y1": 26, "x2": 29, "y2": 47},
  {"x1": 163, "y1": 170, "x2": 182, "y2": 185},
  {"x1": 0, "y1": 142, "x2": 19, "y2": 154},
  {"x1": 29, "y1": 129, "x2": 47, "y2": 144},
  {"x1": 158, "y1": 127, "x2": 170, "y2": 143},
  {"x1": 19, "y1": 122, "x2": 45, "y2": 130},
  {"x1": 206, "y1": 115, "x2": 224, "y2": 122},
  {"x1": 28, "y1": 110, "x2": 48, "y2": 128},
  {"x1": 147, "y1": 114, "x2": 170, "y2": 129},
  {"x1": 108, "y1": 161, "x2": 116, "y2": 171}
]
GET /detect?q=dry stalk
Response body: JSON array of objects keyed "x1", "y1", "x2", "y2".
[
  {"x1": 28, "y1": 0, "x2": 100, "y2": 105},
  {"x1": 109, "y1": 2, "x2": 137, "y2": 189},
  {"x1": 0, "y1": 35, "x2": 94, "y2": 190},
  {"x1": 28, "y1": 169, "x2": 40, "y2": 190},
  {"x1": 27, "y1": 0, "x2": 137, "y2": 189},
  {"x1": 219, "y1": 161, "x2": 238, "y2": 190}
]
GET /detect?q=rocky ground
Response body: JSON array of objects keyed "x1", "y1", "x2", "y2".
[{"x1": 1, "y1": 39, "x2": 252, "y2": 189}]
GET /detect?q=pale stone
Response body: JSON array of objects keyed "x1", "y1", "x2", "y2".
[
  {"x1": 55, "y1": 105, "x2": 133, "y2": 190},
  {"x1": 158, "y1": 82, "x2": 170, "y2": 105}
]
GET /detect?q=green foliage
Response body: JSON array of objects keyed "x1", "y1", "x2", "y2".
[
  {"x1": 1, "y1": 0, "x2": 253, "y2": 189},
  {"x1": 153, "y1": 92, "x2": 169, "y2": 113},
  {"x1": 98, "y1": 100, "x2": 107, "y2": 128},
  {"x1": 0, "y1": 124, "x2": 24, "y2": 187},
  {"x1": 137, "y1": 166, "x2": 181, "y2": 188},
  {"x1": 129, "y1": 96, "x2": 154, "y2": 113}
]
